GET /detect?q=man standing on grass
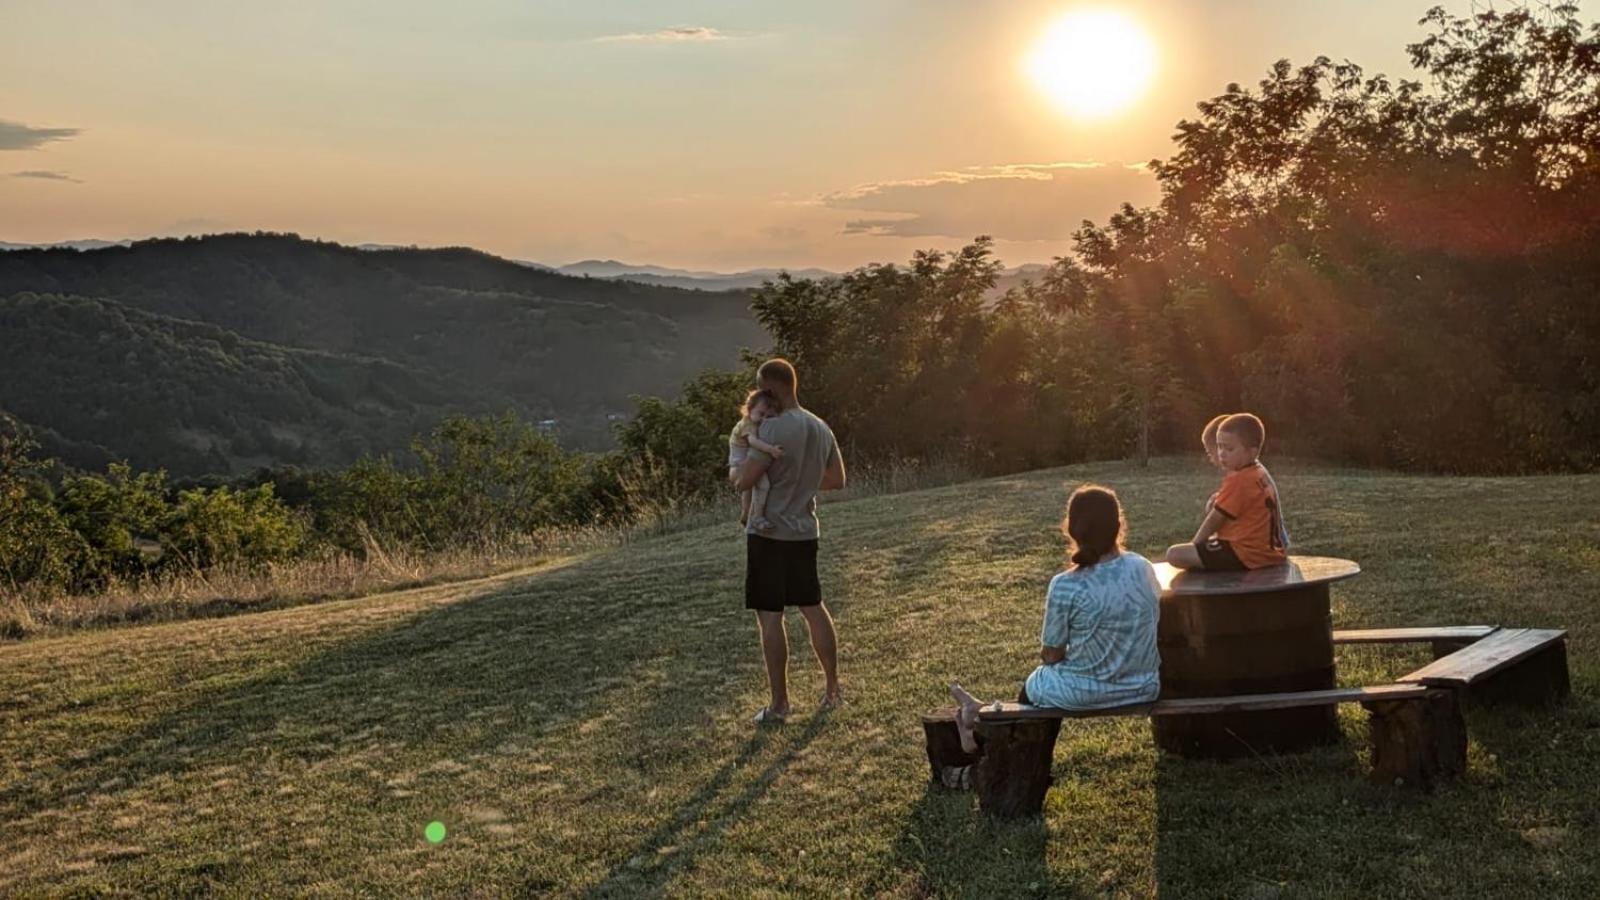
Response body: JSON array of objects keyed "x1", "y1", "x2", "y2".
[{"x1": 732, "y1": 358, "x2": 846, "y2": 724}]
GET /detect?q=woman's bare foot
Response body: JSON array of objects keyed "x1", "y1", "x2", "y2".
[
  {"x1": 949, "y1": 682, "x2": 984, "y2": 755},
  {"x1": 950, "y1": 681, "x2": 983, "y2": 711}
]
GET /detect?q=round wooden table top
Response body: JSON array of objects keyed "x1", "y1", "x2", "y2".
[{"x1": 1153, "y1": 555, "x2": 1360, "y2": 598}]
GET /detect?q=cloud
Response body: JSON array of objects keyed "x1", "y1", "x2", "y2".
[
  {"x1": 11, "y1": 170, "x2": 81, "y2": 183},
  {"x1": 0, "y1": 119, "x2": 81, "y2": 151},
  {"x1": 595, "y1": 26, "x2": 736, "y2": 43},
  {"x1": 760, "y1": 225, "x2": 807, "y2": 242},
  {"x1": 821, "y1": 162, "x2": 1160, "y2": 241}
]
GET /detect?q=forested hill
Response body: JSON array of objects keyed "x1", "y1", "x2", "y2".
[{"x1": 0, "y1": 234, "x2": 765, "y2": 476}]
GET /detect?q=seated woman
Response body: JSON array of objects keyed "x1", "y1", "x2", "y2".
[{"x1": 950, "y1": 484, "x2": 1161, "y2": 756}]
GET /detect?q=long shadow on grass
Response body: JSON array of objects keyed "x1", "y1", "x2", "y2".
[
  {"x1": 1, "y1": 531, "x2": 773, "y2": 816},
  {"x1": 1150, "y1": 740, "x2": 1373, "y2": 898},
  {"x1": 571, "y1": 712, "x2": 831, "y2": 899},
  {"x1": 885, "y1": 783, "x2": 1054, "y2": 897},
  {"x1": 5, "y1": 520, "x2": 891, "y2": 896}
]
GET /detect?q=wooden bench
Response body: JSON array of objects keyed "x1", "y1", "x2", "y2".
[
  {"x1": 923, "y1": 684, "x2": 1466, "y2": 818},
  {"x1": 1334, "y1": 625, "x2": 1499, "y2": 659},
  {"x1": 1398, "y1": 627, "x2": 1569, "y2": 706}
]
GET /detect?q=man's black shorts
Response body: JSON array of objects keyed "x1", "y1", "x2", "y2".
[
  {"x1": 745, "y1": 535, "x2": 821, "y2": 611},
  {"x1": 1195, "y1": 536, "x2": 1248, "y2": 572}
]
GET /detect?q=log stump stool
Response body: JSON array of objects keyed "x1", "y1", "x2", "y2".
[{"x1": 1152, "y1": 556, "x2": 1360, "y2": 759}]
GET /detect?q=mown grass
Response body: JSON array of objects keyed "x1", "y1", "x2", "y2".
[{"x1": 2, "y1": 459, "x2": 1596, "y2": 897}]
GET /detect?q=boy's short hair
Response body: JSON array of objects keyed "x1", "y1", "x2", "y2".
[
  {"x1": 1201, "y1": 414, "x2": 1228, "y2": 450},
  {"x1": 1219, "y1": 412, "x2": 1266, "y2": 450},
  {"x1": 758, "y1": 358, "x2": 798, "y2": 392}
]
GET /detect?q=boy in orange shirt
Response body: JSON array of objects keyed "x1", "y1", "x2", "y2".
[
  {"x1": 1201, "y1": 413, "x2": 1290, "y2": 551},
  {"x1": 1168, "y1": 412, "x2": 1287, "y2": 571}
]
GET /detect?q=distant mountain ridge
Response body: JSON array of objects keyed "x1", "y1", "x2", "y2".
[
  {"x1": 551, "y1": 259, "x2": 838, "y2": 291},
  {"x1": 9, "y1": 239, "x2": 1053, "y2": 293},
  {"x1": 0, "y1": 233, "x2": 764, "y2": 476},
  {"x1": 0, "y1": 239, "x2": 131, "y2": 252},
  {"x1": 549, "y1": 259, "x2": 1052, "y2": 295}
]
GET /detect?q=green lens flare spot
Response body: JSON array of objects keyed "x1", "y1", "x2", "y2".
[{"x1": 425, "y1": 821, "x2": 447, "y2": 844}]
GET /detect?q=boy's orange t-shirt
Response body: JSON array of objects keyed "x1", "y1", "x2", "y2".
[{"x1": 1213, "y1": 462, "x2": 1287, "y2": 569}]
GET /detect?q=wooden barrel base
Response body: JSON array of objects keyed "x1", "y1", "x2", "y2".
[
  {"x1": 1157, "y1": 579, "x2": 1338, "y2": 760},
  {"x1": 1153, "y1": 704, "x2": 1341, "y2": 759}
]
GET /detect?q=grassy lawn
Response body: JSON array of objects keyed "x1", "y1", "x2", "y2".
[{"x1": 3, "y1": 459, "x2": 1597, "y2": 897}]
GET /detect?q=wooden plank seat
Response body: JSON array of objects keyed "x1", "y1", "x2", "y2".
[
  {"x1": 1398, "y1": 627, "x2": 1570, "y2": 706},
  {"x1": 977, "y1": 684, "x2": 1426, "y2": 720},
  {"x1": 1333, "y1": 625, "x2": 1499, "y2": 659},
  {"x1": 922, "y1": 684, "x2": 1466, "y2": 818}
]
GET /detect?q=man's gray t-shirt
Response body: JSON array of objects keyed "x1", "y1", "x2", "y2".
[{"x1": 746, "y1": 406, "x2": 839, "y2": 541}]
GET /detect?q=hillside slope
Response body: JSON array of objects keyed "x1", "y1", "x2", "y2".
[
  {"x1": 2, "y1": 460, "x2": 1595, "y2": 895},
  {"x1": 0, "y1": 234, "x2": 765, "y2": 473},
  {"x1": 0, "y1": 292, "x2": 494, "y2": 474}
]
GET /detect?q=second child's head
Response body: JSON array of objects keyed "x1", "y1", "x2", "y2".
[
  {"x1": 1062, "y1": 484, "x2": 1126, "y2": 569},
  {"x1": 1215, "y1": 413, "x2": 1267, "y2": 470},
  {"x1": 1201, "y1": 414, "x2": 1229, "y2": 469},
  {"x1": 742, "y1": 389, "x2": 779, "y2": 423}
]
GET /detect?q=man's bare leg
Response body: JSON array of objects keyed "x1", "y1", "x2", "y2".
[
  {"x1": 756, "y1": 610, "x2": 791, "y2": 718},
  {"x1": 798, "y1": 603, "x2": 841, "y2": 707}
]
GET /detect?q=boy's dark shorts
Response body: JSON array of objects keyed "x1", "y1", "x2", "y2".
[
  {"x1": 1194, "y1": 537, "x2": 1248, "y2": 572},
  {"x1": 745, "y1": 535, "x2": 821, "y2": 611}
]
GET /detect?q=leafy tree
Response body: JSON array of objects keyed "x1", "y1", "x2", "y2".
[
  {"x1": 161, "y1": 484, "x2": 306, "y2": 571},
  {"x1": 0, "y1": 418, "x2": 83, "y2": 593},
  {"x1": 56, "y1": 463, "x2": 169, "y2": 587},
  {"x1": 409, "y1": 413, "x2": 586, "y2": 544},
  {"x1": 602, "y1": 369, "x2": 753, "y2": 518}
]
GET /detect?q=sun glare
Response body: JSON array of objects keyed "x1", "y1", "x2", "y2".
[{"x1": 1025, "y1": 8, "x2": 1157, "y2": 120}]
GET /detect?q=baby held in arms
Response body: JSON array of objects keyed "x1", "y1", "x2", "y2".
[{"x1": 727, "y1": 389, "x2": 785, "y2": 531}]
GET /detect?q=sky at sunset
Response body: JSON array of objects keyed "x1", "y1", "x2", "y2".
[{"x1": 2, "y1": 1, "x2": 1475, "y2": 270}]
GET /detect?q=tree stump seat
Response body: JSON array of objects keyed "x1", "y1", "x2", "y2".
[{"x1": 923, "y1": 683, "x2": 1467, "y2": 819}]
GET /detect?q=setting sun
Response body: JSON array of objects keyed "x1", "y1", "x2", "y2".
[{"x1": 1025, "y1": 8, "x2": 1158, "y2": 119}]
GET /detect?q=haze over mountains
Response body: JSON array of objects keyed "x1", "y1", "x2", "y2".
[
  {"x1": 0, "y1": 240, "x2": 131, "y2": 253},
  {"x1": 547, "y1": 260, "x2": 839, "y2": 292},
  {"x1": 0, "y1": 234, "x2": 763, "y2": 477}
]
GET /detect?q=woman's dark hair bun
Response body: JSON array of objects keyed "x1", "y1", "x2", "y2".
[{"x1": 1064, "y1": 484, "x2": 1125, "y2": 569}]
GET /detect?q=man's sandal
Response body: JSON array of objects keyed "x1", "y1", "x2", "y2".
[{"x1": 752, "y1": 706, "x2": 789, "y2": 725}]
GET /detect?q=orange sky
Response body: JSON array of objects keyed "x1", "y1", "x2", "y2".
[{"x1": 1, "y1": 1, "x2": 1463, "y2": 270}]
